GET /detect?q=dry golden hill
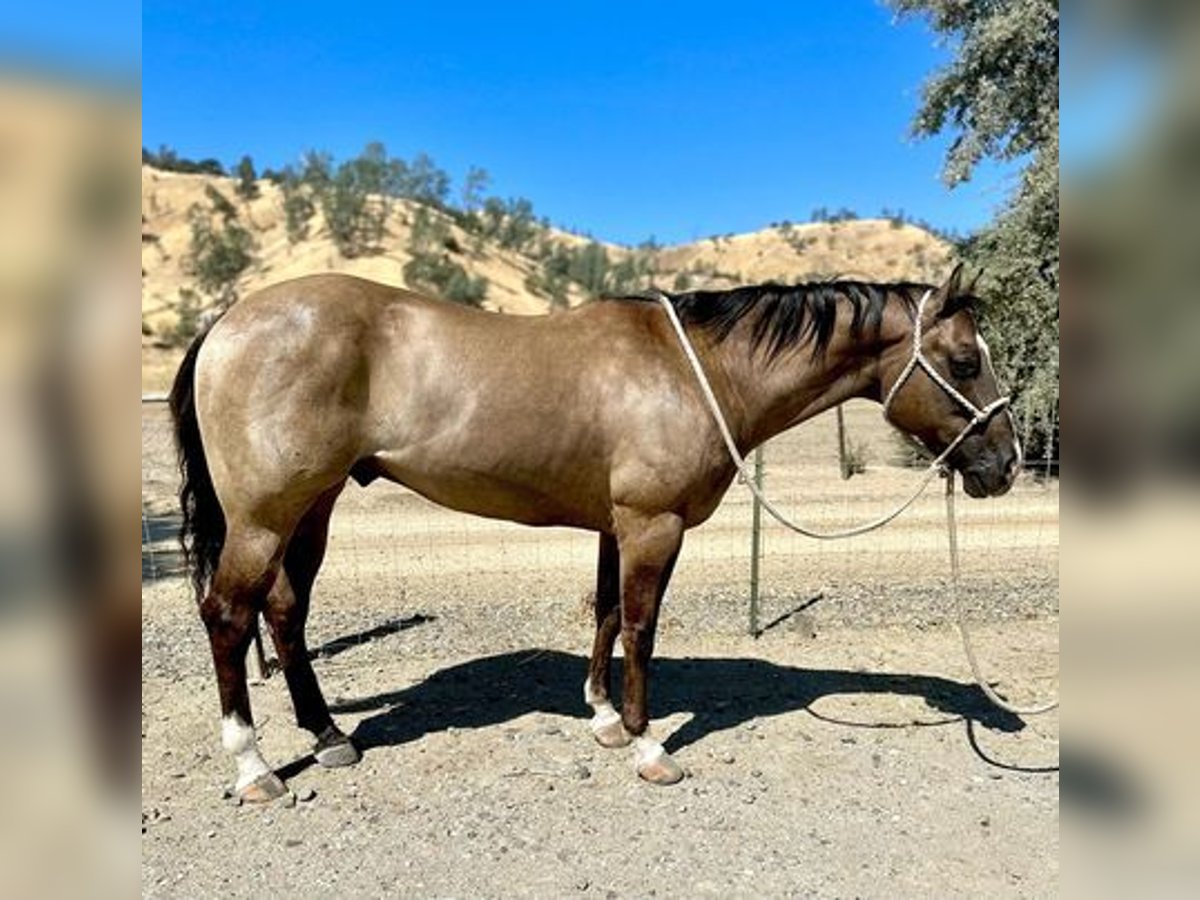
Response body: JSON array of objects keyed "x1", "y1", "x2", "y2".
[{"x1": 141, "y1": 165, "x2": 952, "y2": 391}]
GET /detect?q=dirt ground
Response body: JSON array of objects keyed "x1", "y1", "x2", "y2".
[{"x1": 141, "y1": 401, "x2": 1059, "y2": 898}]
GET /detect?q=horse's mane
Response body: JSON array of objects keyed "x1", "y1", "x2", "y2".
[{"x1": 604, "y1": 279, "x2": 929, "y2": 360}]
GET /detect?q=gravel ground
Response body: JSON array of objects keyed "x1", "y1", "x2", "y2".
[{"x1": 142, "y1": 401, "x2": 1059, "y2": 897}]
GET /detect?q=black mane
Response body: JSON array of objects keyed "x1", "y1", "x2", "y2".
[{"x1": 606, "y1": 280, "x2": 928, "y2": 360}]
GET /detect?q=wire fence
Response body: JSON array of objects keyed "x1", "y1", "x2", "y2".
[{"x1": 142, "y1": 399, "x2": 1058, "y2": 634}]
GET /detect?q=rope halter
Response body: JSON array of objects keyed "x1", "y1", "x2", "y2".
[{"x1": 881, "y1": 288, "x2": 1011, "y2": 473}]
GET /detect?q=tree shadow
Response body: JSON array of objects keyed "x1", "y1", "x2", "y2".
[{"x1": 333, "y1": 649, "x2": 1027, "y2": 760}]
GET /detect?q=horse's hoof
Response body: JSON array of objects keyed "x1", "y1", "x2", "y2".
[
  {"x1": 634, "y1": 737, "x2": 684, "y2": 785},
  {"x1": 637, "y1": 753, "x2": 685, "y2": 785},
  {"x1": 592, "y1": 717, "x2": 632, "y2": 749},
  {"x1": 238, "y1": 771, "x2": 287, "y2": 803},
  {"x1": 314, "y1": 727, "x2": 361, "y2": 768}
]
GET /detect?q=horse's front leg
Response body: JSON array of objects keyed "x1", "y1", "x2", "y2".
[
  {"x1": 615, "y1": 510, "x2": 684, "y2": 785},
  {"x1": 584, "y1": 532, "x2": 631, "y2": 748}
]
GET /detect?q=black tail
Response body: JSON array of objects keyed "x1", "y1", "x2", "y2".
[{"x1": 169, "y1": 330, "x2": 225, "y2": 602}]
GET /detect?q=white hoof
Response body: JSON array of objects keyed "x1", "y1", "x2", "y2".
[
  {"x1": 584, "y1": 679, "x2": 631, "y2": 748},
  {"x1": 237, "y1": 771, "x2": 287, "y2": 803},
  {"x1": 633, "y1": 736, "x2": 684, "y2": 785},
  {"x1": 591, "y1": 709, "x2": 632, "y2": 748}
]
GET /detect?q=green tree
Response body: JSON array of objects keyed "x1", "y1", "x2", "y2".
[
  {"x1": 300, "y1": 150, "x2": 333, "y2": 190},
  {"x1": 409, "y1": 206, "x2": 449, "y2": 254},
  {"x1": 280, "y1": 168, "x2": 315, "y2": 245},
  {"x1": 499, "y1": 198, "x2": 537, "y2": 250},
  {"x1": 402, "y1": 152, "x2": 451, "y2": 207},
  {"x1": 608, "y1": 257, "x2": 639, "y2": 294},
  {"x1": 143, "y1": 145, "x2": 225, "y2": 175},
  {"x1": 235, "y1": 155, "x2": 259, "y2": 200},
  {"x1": 403, "y1": 252, "x2": 487, "y2": 306},
  {"x1": 568, "y1": 242, "x2": 610, "y2": 297},
  {"x1": 185, "y1": 194, "x2": 256, "y2": 309},
  {"x1": 461, "y1": 166, "x2": 490, "y2": 212},
  {"x1": 320, "y1": 166, "x2": 375, "y2": 257},
  {"x1": 890, "y1": 0, "x2": 1059, "y2": 452},
  {"x1": 173, "y1": 287, "x2": 201, "y2": 344},
  {"x1": 203, "y1": 184, "x2": 238, "y2": 222},
  {"x1": 536, "y1": 244, "x2": 574, "y2": 307},
  {"x1": 301, "y1": 144, "x2": 397, "y2": 258}
]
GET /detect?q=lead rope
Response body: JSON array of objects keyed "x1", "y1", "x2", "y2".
[
  {"x1": 944, "y1": 471, "x2": 1058, "y2": 715},
  {"x1": 655, "y1": 291, "x2": 1058, "y2": 716}
]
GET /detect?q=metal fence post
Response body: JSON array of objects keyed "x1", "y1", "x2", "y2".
[
  {"x1": 836, "y1": 404, "x2": 851, "y2": 480},
  {"x1": 748, "y1": 444, "x2": 764, "y2": 636}
]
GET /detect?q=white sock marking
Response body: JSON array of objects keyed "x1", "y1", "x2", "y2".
[
  {"x1": 221, "y1": 713, "x2": 272, "y2": 790},
  {"x1": 583, "y1": 678, "x2": 623, "y2": 734},
  {"x1": 633, "y1": 735, "x2": 666, "y2": 770}
]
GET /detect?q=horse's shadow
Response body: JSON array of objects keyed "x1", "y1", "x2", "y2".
[{"x1": 330, "y1": 649, "x2": 1026, "y2": 758}]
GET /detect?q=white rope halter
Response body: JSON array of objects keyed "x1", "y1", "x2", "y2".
[
  {"x1": 655, "y1": 289, "x2": 1058, "y2": 717},
  {"x1": 881, "y1": 288, "x2": 1011, "y2": 472}
]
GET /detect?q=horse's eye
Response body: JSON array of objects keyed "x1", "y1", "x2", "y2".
[{"x1": 950, "y1": 357, "x2": 980, "y2": 380}]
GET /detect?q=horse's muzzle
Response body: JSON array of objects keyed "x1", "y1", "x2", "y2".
[{"x1": 959, "y1": 448, "x2": 1019, "y2": 498}]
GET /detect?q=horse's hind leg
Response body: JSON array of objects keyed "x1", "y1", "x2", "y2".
[
  {"x1": 263, "y1": 484, "x2": 360, "y2": 768},
  {"x1": 584, "y1": 533, "x2": 631, "y2": 748},
  {"x1": 200, "y1": 522, "x2": 288, "y2": 802}
]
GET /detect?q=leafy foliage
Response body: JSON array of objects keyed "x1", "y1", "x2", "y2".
[
  {"x1": 890, "y1": 0, "x2": 1059, "y2": 456},
  {"x1": 467, "y1": 196, "x2": 539, "y2": 251},
  {"x1": 184, "y1": 189, "x2": 255, "y2": 309},
  {"x1": 235, "y1": 155, "x2": 259, "y2": 200},
  {"x1": 203, "y1": 184, "x2": 238, "y2": 222},
  {"x1": 525, "y1": 244, "x2": 573, "y2": 307},
  {"x1": 403, "y1": 253, "x2": 487, "y2": 306},
  {"x1": 404, "y1": 204, "x2": 486, "y2": 305},
  {"x1": 173, "y1": 287, "x2": 201, "y2": 344},
  {"x1": 309, "y1": 144, "x2": 399, "y2": 257},
  {"x1": 568, "y1": 242, "x2": 611, "y2": 297},
  {"x1": 460, "y1": 166, "x2": 490, "y2": 212},
  {"x1": 280, "y1": 169, "x2": 315, "y2": 245},
  {"x1": 142, "y1": 145, "x2": 225, "y2": 176}
]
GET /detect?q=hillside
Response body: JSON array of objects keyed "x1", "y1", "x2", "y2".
[{"x1": 141, "y1": 165, "x2": 952, "y2": 390}]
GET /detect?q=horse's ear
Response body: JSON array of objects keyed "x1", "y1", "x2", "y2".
[
  {"x1": 927, "y1": 262, "x2": 972, "y2": 321},
  {"x1": 966, "y1": 266, "x2": 985, "y2": 295}
]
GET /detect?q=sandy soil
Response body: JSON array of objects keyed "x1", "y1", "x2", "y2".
[{"x1": 141, "y1": 397, "x2": 1058, "y2": 897}]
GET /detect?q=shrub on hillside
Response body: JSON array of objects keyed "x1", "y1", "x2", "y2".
[
  {"x1": 280, "y1": 170, "x2": 315, "y2": 244},
  {"x1": 235, "y1": 155, "x2": 259, "y2": 201},
  {"x1": 403, "y1": 253, "x2": 487, "y2": 307},
  {"x1": 184, "y1": 189, "x2": 256, "y2": 310}
]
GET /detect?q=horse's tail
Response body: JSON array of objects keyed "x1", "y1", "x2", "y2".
[{"x1": 169, "y1": 329, "x2": 225, "y2": 603}]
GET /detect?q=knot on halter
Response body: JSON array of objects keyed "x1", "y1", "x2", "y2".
[{"x1": 882, "y1": 289, "x2": 1011, "y2": 470}]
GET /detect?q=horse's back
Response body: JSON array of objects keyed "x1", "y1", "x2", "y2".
[{"x1": 193, "y1": 273, "x2": 711, "y2": 529}]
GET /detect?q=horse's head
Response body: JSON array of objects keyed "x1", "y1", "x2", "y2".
[{"x1": 880, "y1": 264, "x2": 1021, "y2": 498}]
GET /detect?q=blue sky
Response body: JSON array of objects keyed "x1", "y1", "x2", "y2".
[
  {"x1": 138, "y1": 1, "x2": 1016, "y2": 245},
  {"x1": 0, "y1": 2, "x2": 139, "y2": 79}
]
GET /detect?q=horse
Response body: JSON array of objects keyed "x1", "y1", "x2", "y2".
[{"x1": 169, "y1": 262, "x2": 1020, "y2": 801}]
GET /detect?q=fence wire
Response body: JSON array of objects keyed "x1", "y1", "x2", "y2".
[{"x1": 142, "y1": 400, "x2": 1058, "y2": 634}]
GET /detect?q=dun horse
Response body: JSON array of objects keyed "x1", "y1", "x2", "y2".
[{"x1": 170, "y1": 263, "x2": 1019, "y2": 800}]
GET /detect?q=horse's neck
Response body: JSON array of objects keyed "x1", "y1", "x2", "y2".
[{"x1": 712, "y1": 336, "x2": 881, "y2": 451}]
